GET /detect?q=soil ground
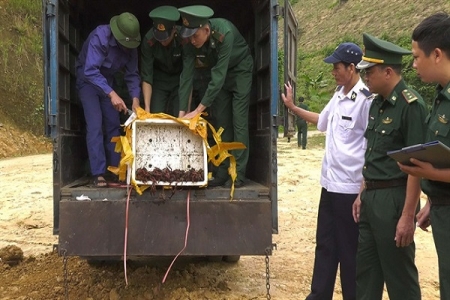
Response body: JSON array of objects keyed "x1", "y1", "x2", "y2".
[{"x1": 0, "y1": 134, "x2": 440, "y2": 299}]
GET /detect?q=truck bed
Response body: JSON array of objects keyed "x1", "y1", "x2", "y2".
[
  {"x1": 61, "y1": 176, "x2": 269, "y2": 201},
  {"x1": 58, "y1": 177, "x2": 272, "y2": 257}
]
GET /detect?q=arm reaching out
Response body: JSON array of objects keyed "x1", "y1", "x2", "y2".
[{"x1": 281, "y1": 82, "x2": 319, "y2": 125}]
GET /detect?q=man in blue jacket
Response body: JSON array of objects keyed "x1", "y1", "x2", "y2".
[{"x1": 75, "y1": 12, "x2": 141, "y2": 187}]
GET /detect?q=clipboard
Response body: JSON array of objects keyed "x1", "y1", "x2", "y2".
[{"x1": 387, "y1": 140, "x2": 450, "y2": 168}]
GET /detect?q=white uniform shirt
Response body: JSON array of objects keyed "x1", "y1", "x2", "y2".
[{"x1": 317, "y1": 78, "x2": 373, "y2": 194}]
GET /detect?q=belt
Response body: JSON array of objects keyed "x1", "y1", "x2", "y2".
[
  {"x1": 364, "y1": 178, "x2": 407, "y2": 190},
  {"x1": 429, "y1": 196, "x2": 450, "y2": 206}
]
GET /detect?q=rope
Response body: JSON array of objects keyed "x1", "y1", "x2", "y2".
[
  {"x1": 123, "y1": 164, "x2": 132, "y2": 285},
  {"x1": 162, "y1": 190, "x2": 191, "y2": 283}
]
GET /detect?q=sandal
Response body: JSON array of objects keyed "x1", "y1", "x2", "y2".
[
  {"x1": 104, "y1": 171, "x2": 119, "y2": 182},
  {"x1": 104, "y1": 173, "x2": 128, "y2": 188},
  {"x1": 92, "y1": 175, "x2": 109, "y2": 188}
]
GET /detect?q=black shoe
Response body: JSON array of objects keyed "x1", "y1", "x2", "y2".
[
  {"x1": 208, "y1": 177, "x2": 228, "y2": 187},
  {"x1": 223, "y1": 179, "x2": 245, "y2": 188},
  {"x1": 104, "y1": 171, "x2": 119, "y2": 182}
]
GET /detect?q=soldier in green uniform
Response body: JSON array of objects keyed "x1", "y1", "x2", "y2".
[
  {"x1": 177, "y1": 5, "x2": 253, "y2": 188},
  {"x1": 296, "y1": 96, "x2": 309, "y2": 149},
  {"x1": 352, "y1": 33, "x2": 427, "y2": 300},
  {"x1": 399, "y1": 12, "x2": 450, "y2": 300},
  {"x1": 140, "y1": 6, "x2": 184, "y2": 116}
]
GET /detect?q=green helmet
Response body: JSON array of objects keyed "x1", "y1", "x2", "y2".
[{"x1": 110, "y1": 12, "x2": 141, "y2": 49}]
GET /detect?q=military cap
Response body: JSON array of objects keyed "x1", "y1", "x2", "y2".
[
  {"x1": 324, "y1": 42, "x2": 363, "y2": 65},
  {"x1": 357, "y1": 33, "x2": 411, "y2": 69},
  {"x1": 149, "y1": 6, "x2": 180, "y2": 42},
  {"x1": 178, "y1": 5, "x2": 214, "y2": 38},
  {"x1": 110, "y1": 12, "x2": 141, "y2": 49}
]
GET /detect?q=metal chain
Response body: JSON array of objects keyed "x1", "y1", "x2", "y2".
[
  {"x1": 62, "y1": 249, "x2": 69, "y2": 300},
  {"x1": 265, "y1": 247, "x2": 271, "y2": 300}
]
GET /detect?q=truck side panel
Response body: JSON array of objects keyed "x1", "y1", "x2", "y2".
[
  {"x1": 43, "y1": 0, "x2": 289, "y2": 257},
  {"x1": 59, "y1": 200, "x2": 271, "y2": 256}
]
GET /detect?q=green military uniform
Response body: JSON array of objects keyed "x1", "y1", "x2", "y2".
[
  {"x1": 178, "y1": 5, "x2": 253, "y2": 187},
  {"x1": 140, "y1": 6, "x2": 184, "y2": 116},
  {"x1": 421, "y1": 83, "x2": 450, "y2": 299},
  {"x1": 296, "y1": 99, "x2": 309, "y2": 149},
  {"x1": 356, "y1": 33, "x2": 427, "y2": 300},
  {"x1": 192, "y1": 68, "x2": 212, "y2": 107}
]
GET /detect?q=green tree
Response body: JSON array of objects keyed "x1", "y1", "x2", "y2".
[{"x1": 301, "y1": 72, "x2": 330, "y2": 112}]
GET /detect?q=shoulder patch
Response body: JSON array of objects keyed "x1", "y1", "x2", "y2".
[
  {"x1": 211, "y1": 30, "x2": 224, "y2": 43},
  {"x1": 335, "y1": 85, "x2": 342, "y2": 92},
  {"x1": 360, "y1": 87, "x2": 372, "y2": 97},
  {"x1": 402, "y1": 89, "x2": 418, "y2": 104}
]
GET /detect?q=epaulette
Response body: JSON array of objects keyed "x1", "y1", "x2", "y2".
[
  {"x1": 147, "y1": 38, "x2": 156, "y2": 47},
  {"x1": 211, "y1": 30, "x2": 224, "y2": 43},
  {"x1": 335, "y1": 85, "x2": 342, "y2": 92},
  {"x1": 402, "y1": 89, "x2": 418, "y2": 104},
  {"x1": 360, "y1": 87, "x2": 372, "y2": 97}
]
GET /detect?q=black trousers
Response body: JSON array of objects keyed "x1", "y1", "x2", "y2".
[{"x1": 306, "y1": 188, "x2": 359, "y2": 300}]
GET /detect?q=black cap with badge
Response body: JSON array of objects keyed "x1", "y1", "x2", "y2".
[{"x1": 324, "y1": 42, "x2": 363, "y2": 65}]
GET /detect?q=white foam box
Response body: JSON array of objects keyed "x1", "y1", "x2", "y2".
[{"x1": 131, "y1": 119, "x2": 208, "y2": 186}]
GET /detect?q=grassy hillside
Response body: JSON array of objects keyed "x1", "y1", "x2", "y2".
[
  {"x1": 1, "y1": 0, "x2": 450, "y2": 138},
  {"x1": 0, "y1": 0, "x2": 43, "y2": 135},
  {"x1": 291, "y1": 0, "x2": 450, "y2": 112}
]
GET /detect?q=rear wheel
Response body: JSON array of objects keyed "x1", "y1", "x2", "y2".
[
  {"x1": 83, "y1": 256, "x2": 121, "y2": 266},
  {"x1": 222, "y1": 255, "x2": 240, "y2": 263},
  {"x1": 206, "y1": 255, "x2": 223, "y2": 262}
]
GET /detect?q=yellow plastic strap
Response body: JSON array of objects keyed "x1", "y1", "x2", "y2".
[{"x1": 107, "y1": 136, "x2": 128, "y2": 181}]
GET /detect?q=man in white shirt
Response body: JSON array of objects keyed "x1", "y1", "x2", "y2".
[{"x1": 282, "y1": 42, "x2": 373, "y2": 300}]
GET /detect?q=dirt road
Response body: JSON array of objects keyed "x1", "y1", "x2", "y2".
[{"x1": 0, "y1": 137, "x2": 440, "y2": 299}]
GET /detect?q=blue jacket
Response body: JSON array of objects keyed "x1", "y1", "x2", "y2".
[{"x1": 75, "y1": 25, "x2": 141, "y2": 98}]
